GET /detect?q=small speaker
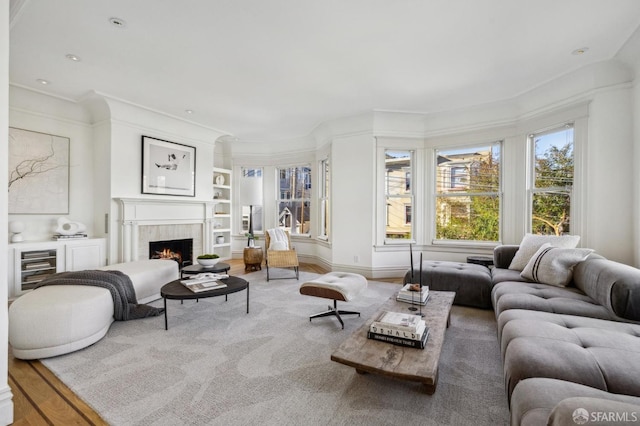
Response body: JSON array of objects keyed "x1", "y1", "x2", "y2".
[{"x1": 104, "y1": 213, "x2": 109, "y2": 234}]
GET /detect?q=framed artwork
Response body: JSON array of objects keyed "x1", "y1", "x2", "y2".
[
  {"x1": 8, "y1": 127, "x2": 70, "y2": 214},
  {"x1": 142, "y1": 135, "x2": 196, "y2": 196}
]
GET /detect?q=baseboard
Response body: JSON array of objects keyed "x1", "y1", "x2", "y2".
[{"x1": 0, "y1": 384, "x2": 14, "y2": 426}]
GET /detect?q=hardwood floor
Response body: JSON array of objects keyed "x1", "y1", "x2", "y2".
[{"x1": 8, "y1": 259, "x2": 402, "y2": 425}]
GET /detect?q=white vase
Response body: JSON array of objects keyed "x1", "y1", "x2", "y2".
[{"x1": 216, "y1": 236, "x2": 224, "y2": 244}]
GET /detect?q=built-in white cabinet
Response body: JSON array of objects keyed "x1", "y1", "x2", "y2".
[
  {"x1": 212, "y1": 167, "x2": 232, "y2": 259},
  {"x1": 8, "y1": 238, "x2": 107, "y2": 298}
]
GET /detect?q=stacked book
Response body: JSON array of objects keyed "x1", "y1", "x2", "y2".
[
  {"x1": 53, "y1": 233, "x2": 88, "y2": 240},
  {"x1": 180, "y1": 273, "x2": 228, "y2": 293},
  {"x1": 396, "y1": 283, "x2": 429, "y2": 305},
  {"x1": 367, "y1": 310, "x2": 429, "y2": 349}
]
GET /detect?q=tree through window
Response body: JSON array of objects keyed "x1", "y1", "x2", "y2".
[
  {"x1": 530, "y1": 125, "x2": 574, "y2": 235},
  {"x1": 435, "y1": 142, "x2": 501, "y2": 242}
]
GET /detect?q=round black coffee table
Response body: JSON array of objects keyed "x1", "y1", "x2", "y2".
[
  {"x1": 180, "y1": 262, "x2": 231, "y2": 278},
  {"x1": 160, "y1": 275, "x2": 249, "y2": 330}
]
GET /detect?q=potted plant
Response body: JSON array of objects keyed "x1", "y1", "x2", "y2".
[
  {"x1": 245, "y1": 233, "x2": 259, "y2": 247},
  {"x1": 196, "y1": 253, "x2": 220, "y2": 267}
]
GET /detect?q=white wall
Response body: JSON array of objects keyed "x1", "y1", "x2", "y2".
[
  {"x1": 586, "y1": 88, "x2": 635, "y2": 264},
  {"x1": 0, "y1": 2, "x2": 13, "y2": 423},
  {"x1": 331, "y1": 133, "x2": 375, "y2": 272},
  {"x1": 103, "y1": 97, "x2": 225, "y2": 262},
  {"x1": 8, "y1": 87, "x2": 96, "y2": 242}
]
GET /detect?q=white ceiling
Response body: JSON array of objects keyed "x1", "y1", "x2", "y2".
[{"x1": 9, "y1": 0, "x2": 640, "y2": 143}]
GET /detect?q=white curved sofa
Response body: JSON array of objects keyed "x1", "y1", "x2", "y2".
[{"x1": 9, "y1": 259, "x2": 179, "y2": 360}]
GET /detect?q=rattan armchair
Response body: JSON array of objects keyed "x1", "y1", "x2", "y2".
[{"x1": 265, "y1": 229, "x2": 299, "y2": 281}]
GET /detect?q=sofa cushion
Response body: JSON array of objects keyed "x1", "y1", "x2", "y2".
[
  {"x1": 491, "y1": 267, "x2": 527, "y2": 285},
  {"x1": 573, "y1": 257, "x2": 640, "y2": 322},
  {"x1": 511, "y1": 378, "x2": 640, "y2": 426},
  {"x1": 492, "y1": 281, "x2": 612, "y2": 321},
  {"x1": 499, "y1": 310, "x2": 640, "y2": 400},
  {"x1": 508, "y1": 233, "x2": 580, "y2": 271},
  {"x1": 520, "y1": 244, "x2": 593, "y2": 287}
]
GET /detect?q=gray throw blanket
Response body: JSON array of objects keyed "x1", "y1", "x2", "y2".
[{"x1": 34, "y1": 270, "x2": 164, "y2": 320}]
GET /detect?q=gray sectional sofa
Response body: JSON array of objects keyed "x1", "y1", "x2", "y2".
[{"x1": 490, "y1": 244, "x2": 640, "y2": 425}]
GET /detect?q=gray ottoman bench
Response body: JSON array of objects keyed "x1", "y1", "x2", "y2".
[{"x1": 403, "y1": 260, "x2": 493, "y2": 309}]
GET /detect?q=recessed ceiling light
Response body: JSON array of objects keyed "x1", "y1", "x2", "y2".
[
  {"x1": 65, "y1": 54, "x2": 81, "y2": 62},
  {"x1": 36, "y1": 79, "x2": 50, "y2": 85},
  {"x1": 572, "y1": 47, "x2": 589, "y2": 55},
  {"x1": 185, "y1": 109, "x2": 194, "y2": 114},
  {"x1": 109, "y1": 17, "x2": 127, "y2": 28}
]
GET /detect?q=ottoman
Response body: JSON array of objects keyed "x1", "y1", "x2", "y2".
[
  {"x1": 9, "y1": 285, "x2": 115, "y2": 360},
  {"x1": 300, "y1": 272, "x2": 368, "y2": 329},
  {"x1": 9, "y1": 259, "x2": 179, "y2": 359},
  {"x1": 403, "y1": 260, "x2": 493, "y2": 309}
]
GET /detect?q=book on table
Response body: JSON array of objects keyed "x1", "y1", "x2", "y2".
[
  {"x1": 367, "y1": 327, "x2": 430, "y2": 349},
  {"x1": 180, "y1": 273, "x2": 228, "y2": 293},
  {"x1": 370, "y1": 310, "x2": 424, "y2": 332},
  {"x1": 369, "y1": 310, "x2": 428, "y2": 340},
  {"x1": 396, "y1": 292, "x2": 430, "y2": 305}
]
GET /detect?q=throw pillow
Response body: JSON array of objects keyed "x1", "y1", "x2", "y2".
[
  {"x1": 520, "y1": 243, "x2": 594, "y2": 287},
  {"x1": 267, "y1": 228, "x2": 290, "y2": 251},
  {"x1": 508, "y1": 233, "x2": 581, "y2": 271}
]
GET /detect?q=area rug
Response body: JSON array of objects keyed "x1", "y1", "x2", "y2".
[{"x1": 42, "y1": 271, "x2": 509, "y2": 425}]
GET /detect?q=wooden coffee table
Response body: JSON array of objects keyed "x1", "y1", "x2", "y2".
[
  {"x1": 330, "y1": 291, "x2": 455, "y2": 394},
  {"x1": 160, "y1": 276, "x2": 249, "y2": 330}
]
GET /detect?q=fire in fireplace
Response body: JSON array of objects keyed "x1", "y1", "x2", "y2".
[{"x1": 149, "y1": 238, "x2": 193, "y2": 268}]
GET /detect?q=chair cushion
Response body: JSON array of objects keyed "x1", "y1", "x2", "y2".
[{"x1": 300, "y1": 272, "x2": 367, "y2": 302}]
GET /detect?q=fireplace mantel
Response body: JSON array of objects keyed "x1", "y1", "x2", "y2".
[{"x1": 116, "y1": 198, "x2": 215, "y2": 262}]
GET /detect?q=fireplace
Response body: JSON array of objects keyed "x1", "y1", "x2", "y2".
[{"x1": 149, "y1": 238, "x2": 193, "y2": 268}]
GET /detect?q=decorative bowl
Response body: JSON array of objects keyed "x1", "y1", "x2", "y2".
[{"x1": 197, "y1": 258, "x2": 220, "y2": 267}]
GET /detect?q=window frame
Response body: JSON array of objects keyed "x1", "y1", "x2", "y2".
[
  {"x1": 276, "y1": 164, "x2": 312, "y2": 236},
  {"x1": 318, "y1": 157, "x2": 330, "y2": 241},
  {"x1": 239, "y1": 167, "x2": 264, "y2": 236},
  {"x1": 432, "y1": 141, "x2": 503, "y2": 245},
  {"x1": 527, "y1": 123, "x2": 575, "y2": 236},
  {"x1": 383, "y1": 149, "x2": 415, "y2": 244}
]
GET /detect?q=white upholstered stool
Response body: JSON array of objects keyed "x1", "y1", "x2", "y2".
[
  {"x1": 9, "y1": 285, "x2": 115, "y2": 360},
  {"x1": 299, "y1": 272, "x2": 367, "y2": 329}
]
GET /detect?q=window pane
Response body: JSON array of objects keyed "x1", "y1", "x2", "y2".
[
  {"x1": 241, "y1": 205, "x2": 263, "y2": 233},
  {"x1": 535, "y1": 128, "x2": 573, "y2": 189},
  {"x1": 240, "y1": 167, "x2": 263, "y2": 235},
  {"x1": 531, "y1": 126, "x2": 573, "y2": 235},
  {"x1": 385, "y1": 196, "x2": 412, "y2": 239},
  {"x1": 385, "y1": 151, "x2": 411, "y2": 196},
  {"x1": 435, "y1": 143, "x2": 501, "y2": 242},
  {"x1": 437, "y1": 145, "x2": 500, "y2": 195},
  {"x1": 436, "y1": 195, "x2": 500, "y2": 241},
  {"x1": 279, "y1": 166, "x2": 311, "y2": 200},
  {"x1": 278, "y1": 201, "x2": 310, "y2": 234},
  {"x1": 532, "y1": 192, "x2": 571, "y2": 235}
]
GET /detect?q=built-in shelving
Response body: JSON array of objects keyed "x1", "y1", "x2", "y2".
[
  {"x1": 8, "y1": 238, "x2": 106, "y2": 298},
  {"x1": 213, "y1": 167, "x2": 232, "y2": 259}
]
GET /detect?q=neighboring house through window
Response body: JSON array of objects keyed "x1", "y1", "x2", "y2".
[
  {"x1": 277, "y1": 165, "x2": 311, "y2": 235},
  {"x1": 435, "y1": 142, "x2": 501, "y2": 242},
  {"x1": 385, "y1": 150, "x2": 413, "y2": 241}
]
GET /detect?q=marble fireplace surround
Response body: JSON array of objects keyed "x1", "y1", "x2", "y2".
[{"x1": 116, "y1": 198, "x2": 216, "y2": 263}]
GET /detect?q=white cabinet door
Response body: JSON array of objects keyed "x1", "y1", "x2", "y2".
[{"x1": 65, "y1": 239, "x2": 106, "y2": 271}]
